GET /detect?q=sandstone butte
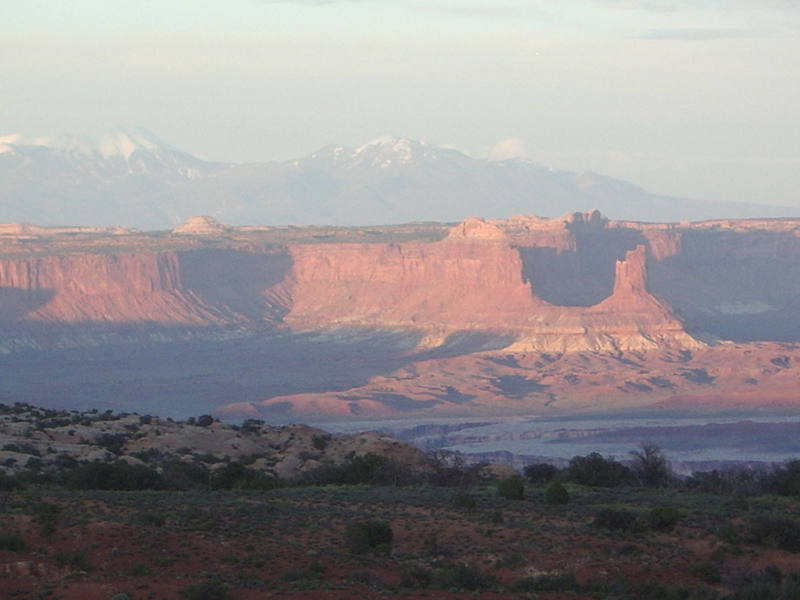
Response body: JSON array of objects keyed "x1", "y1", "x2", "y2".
[{"x1": 2, "y1": 210, "x2": 800, "y2": 417}]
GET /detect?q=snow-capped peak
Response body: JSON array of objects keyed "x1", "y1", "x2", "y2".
[
  {"x1": 0, "y1": 128, "x2": 172, "y2": 160},
  {"x1": 0, "y1": 128, "x2": 209, "y2": 179},
  {"x1": 96, "y1": 130, "x2": 160, "y2": 159},
  {"x1": 351, "y1": 137, "x2": 438, "y2": 167},
  {"x1": 356, "y1": 136, "x2": 427, "y2": 155}
]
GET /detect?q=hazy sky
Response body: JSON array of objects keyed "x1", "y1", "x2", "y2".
[{"x1": 2, "y1": 1, "x2": 799, "y2": 206}]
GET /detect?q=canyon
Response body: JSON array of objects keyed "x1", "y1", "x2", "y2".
[{"x1": 1, "y1": 211, "x2": 800, "y2": 419}]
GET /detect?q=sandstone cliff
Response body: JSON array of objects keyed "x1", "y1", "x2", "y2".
[{"x1": 3, "y1": 213, "x2": 800, "y2": 419}]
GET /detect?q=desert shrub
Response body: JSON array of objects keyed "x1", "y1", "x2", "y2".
[
  {"x1": 240, "y1": 419, "x2": 264, "y2": 434},
  {"x1": 162, "y1": 459, "x2": 210, "y2": 490},
  {"x1": 618, "y1": 543, "x2": 642, "y2": 555},
  {"x1": 138, "y1": 511, "x2": 166, "y2": 527},
  {"x1": 590, "y1": 581, "x2": 719, "y2": 600},
  {"x1": 593, "y1": 508, "x2": 640, "y2": 532},
  {"x1": 497, "y1": 476, "x2": 524, "y2": 500},
  {"x1": 717, "y1": 522, "x2": 743, "y2": 544},
  {"x1": 452, "y1": 492, "x2": 477, "y2": 511},
  {"x1": 280, "y1": 561, "x2": 325, "y2": 583},
  {"x1": 0, "y1": 471, "x2": 23, "y2": 491},
  {"x1": 53, "y1": 453, "x2": 79, "y2": 470},
  {"x1": 724, "y1": 567, "x2": 786, "y2": 600},
  {"x1": 0, "y1": 532, "x2": 26, "y2": 552},
  {"x1": 782, "y1": 573, "x2": 800, "y2": 599},
  {"x1": 94, "y1": 433, "x2": 127, "y2": 455},
  {"x1": 130, "y1": 448, "x2": 161, "y2": 463},
  {"x1": 126, "y1": 563, "x2": 152, "y2": 576},
  {"x1": 512, "y1": 572, "x2": 579, "y2": 592},
  {"x1": 436, "y1": 563, "x2": 496, "y2": 591},
  {"x1": 545, "y1": 481, "x2": 569, "y2": 505},
  {"x1": 687, "y1": 467, "x2": 766, "y2": 497},
  {"x1": 630, "y1": 442, "x2": 673, "y2": 487},
  {"x1": 312, "y1": 434, "x2": 331, "y2": 451},
  {"x1": 210, "y1": 462, "x2": 277, "y2": 490},
  {"x1": 401, "y1": 566, "x2": 434, "y2": 589},
  {"x1": 566, "y1": 453, "x2": 632, "y2": 487},
  {"x1": 55, "y1": 550, "x2": 93, "y2": 572},
  {"x1": 748, "y1": 516, "x2": 800, "y2": 552},
  {"x1": 765, "y1": 460, "x2": 800, "y2": 497},
  {"x1": 2, "y1": 442, "x2": 40, "y2": 456},
  {"x1": 426, "y1": 451, "x2": 485, "y2": 487},
  {"x1": 345, "y1": 520, "x2": 393, "y2": 555},
  {"x1": 68, "y1": 461, "x2": 165, "y2": 490},
  {"x1": 691, "y1": 562, "x2": 721, "y2": 584},
  {"x1": 195, "y1": 415, "x2": 215, "y2": 427},
  {"x1": 303, "y1": 454, "x2": 412, "y2": 486},
  {"x1": 524, "y1": 463, "x2": 558, "y2": 484},
  {"x1": 32, "y1": 502, "x2": 60, "y2": 536},
  {"x1": 649, "y1": 506, "x2": 681, "y2": 531},
  {"x1": 180, "y1": 577, "x2": 233, "y2": 600}
]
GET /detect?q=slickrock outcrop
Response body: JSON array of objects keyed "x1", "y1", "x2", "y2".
[{"x1": 0, "y1": 404, "x2": 432, "y2": 480}]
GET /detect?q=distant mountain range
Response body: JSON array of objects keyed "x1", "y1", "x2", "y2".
[{"x1": 0, "y1": 128, "x2": 795, "y2": 229}]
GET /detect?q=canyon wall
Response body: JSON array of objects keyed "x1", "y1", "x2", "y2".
[{"x1": 2, "y1": 212, "x2": 800, "y2": 352}]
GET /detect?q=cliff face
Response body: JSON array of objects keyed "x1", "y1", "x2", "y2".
[
  {"x1": 0, "y1": 249, "x2": 291, "y2": 326},
  {"x1": 4, "y1": 213, "x2": 800, "y2": 418},
  {"x1": 285, "y1": 241, "x2": 696, "y2": 352},
  {"x1": 3, "y1": 212, "x2": 800, "y2": 353},
  {"x1": 0, "y1": 232, "x2": 695, "y2": 353},
  {"x1": 0, "y1": 252, "x2": 218, "y2": 324}
]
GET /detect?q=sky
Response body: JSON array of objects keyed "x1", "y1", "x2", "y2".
[{"x1": 1, "y1": 0, "x2": 799, "y2": 207}]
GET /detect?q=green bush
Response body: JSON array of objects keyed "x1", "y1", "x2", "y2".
[
  {"x1": 55, "y1": 550, "x2": 93, "y2": 572},
  {"x1": 691, "y1": 562, "x2": 721, "y2": 584},
  {"x1": 630, "y1": 442, "x2": 672, "y2": 487},
  {"x1": 32, "y1": 502, "x2": 60, "y2": 536},
  {"x1": 452, "y1": 492, "x2": 477, "y2": 511},
  {"x1": 161, "y1": 459, "x2": 210, "y2": 490},
  {"x1": 195, "y1": 415, "x2": 215, "y2": 427},
  {"x1": 749, "y1": 516, "x2": 800, "y2": 552},
  {"x1": 209, "y1": 462, "x2": 277, "y2": 490},
  {"x1": 345, "y1": 520, "x2": 393, "y2": 555},
  {"x1": 524, "y1": 463, "x2": 558, "y2": 483},
  {"x1": 725, "y1": 567, "x2": 785, "y2": 600},
  {"x1": 497, "y1": 476, "x2": 524, "y2": 500},
  {"x1": 68, "y1": 461, "x2": 165, "y2": 490},
  {"x1": 436, "y1": 563, "x2": 496, "y2": 591},
  {"x1": 302, "y1": 453, "x2": 412, "y2": 486},
  {"x1": 648, "y1": 506, "x2": 681, "y2": 531},
  {"x1": 593, "y1": 508, "x2": 640, "y2": 532},
  {"x1": 545, "y1": 481, "x2": 569, "y2": 505},
  {"x1": 0, "y1": 532, "x2": 26, "y2": 552},
  {"x1": 512, "y1": 572, "x2": 579, "y2": 592},
  {"x1": 401, "y1": 566, "x2": 434, "y2": 589},
  {"x1": 0, "y1": 471, "x2": 23, "y2": 491},
  {"x1": 180, "y1": 577, "x2": 233, "y2": 600},
  {"x1": 567, "y1": 453, "x2": 632, "y2": 487},
  {"x1": 95, "y1": 433, "x2": 127, "y2": 455}
]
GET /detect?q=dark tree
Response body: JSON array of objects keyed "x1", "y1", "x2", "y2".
[{"x1": 630, "y1": 443, "x2": 672, "y2": 487}]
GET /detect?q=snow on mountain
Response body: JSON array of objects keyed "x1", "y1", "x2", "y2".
[
  {"x1": 0, "y1": 128, "x2": 212, "y2": 178},
  {"x1": 0, "y1": 130, "x2": 795, "y2": 229}
]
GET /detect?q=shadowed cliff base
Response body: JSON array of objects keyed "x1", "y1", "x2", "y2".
[
  {"x1": 517, "y1": 229, "x2": 646, "y2": 306},
  {"x1": 0, "y1": 287, "x2": 55, "y2": 321},
  {"x1": 177, "y1": 248, "x2": 293, "y2": 321},
  {"x1": 0, "y1": 328, "x2": 425, "y2": 419}
]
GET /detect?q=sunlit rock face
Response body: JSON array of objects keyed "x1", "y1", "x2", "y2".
[{"x1": 4, "y1": 212, "x2": 800, "y2": 418}]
